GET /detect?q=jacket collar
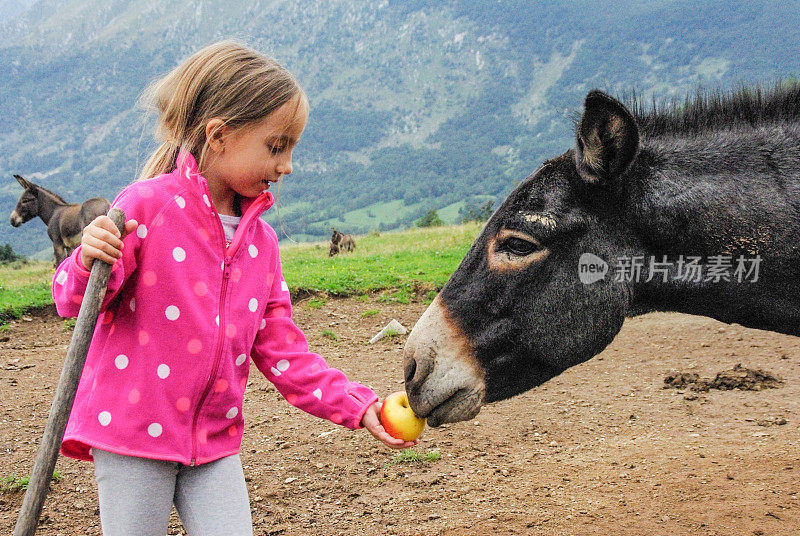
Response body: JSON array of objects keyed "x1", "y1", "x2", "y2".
[{"x1": 175, "y1": 149, "x2": 275, "y2": 217}]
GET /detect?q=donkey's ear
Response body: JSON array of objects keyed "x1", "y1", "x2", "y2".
[
  {"x1": 574, "y1": 90, "x2": 639, "y2": 185},
  {"x1": 14, "y1": 174, "x2": 35, "y2": 191}
]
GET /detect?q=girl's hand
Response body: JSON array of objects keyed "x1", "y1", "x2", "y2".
[
  {"x1": 361, "y1": 402, "x2": 419, "y2": 450},
  {"x1": 80, "y1": 215, "x2": 139, "y2": 270}
]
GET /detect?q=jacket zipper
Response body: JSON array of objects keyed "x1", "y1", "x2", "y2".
[
  {"x1": 188, "y1": 190, "x2": 270, "y2": 465},
  {"x1": 227, "y1": 194, "x2": 271, "y2": 254}
]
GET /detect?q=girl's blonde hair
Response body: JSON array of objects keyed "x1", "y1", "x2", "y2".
[{"x1": 138, "y1": 40, "x2": 306, "y2": 181}]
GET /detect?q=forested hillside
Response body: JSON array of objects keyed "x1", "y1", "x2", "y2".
[{"x1": 1, "y1": 0, "x2": 799, "y2": 256}]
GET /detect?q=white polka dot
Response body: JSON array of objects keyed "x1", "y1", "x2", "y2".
[
  {"x1": 281, "y1": 281, "x2": 289, "y2": 292},
  {"x1": 235, "y1": 353, "x2": 247, "y2": 366},
  {"x1": 221, "y1": 261, "x2": 225, "y2": 271},
  {"x1": 276, "y1": 360, "x2": 290, "y2": 372},
  {"x1": 157, "y1": 364, "x2": 170, "y2": 379},
  {"x1": 55, "y1": 271, "x2": 68, "y2": 285},
  {"x1": 203, "y1": 194, "x2": 211, "y2": 207},
  {"x1": 270, "y1": 367, "x2": 281, "y2": 376},
  {"x1": 174, "y1": 195, "x2": 185, "y2": 209},
  {"x1": 215, "y1": 315, "x2": 219, "y2": 326},
  {"x1": 148, "y1": 423, "x2": 163, "y2": 437},
  {"x1": 115, "y1": 355, "x2": 129, "y2": 369},
  {"x1": 165, "y1": 305, "x2": 180, "y2": 321},
  {"x1": 173, "y1": 247, "x2": 186, "y2": 262},
  {"x1": 313, "y1": 388, "x2": 322, "y2": 400},
  {"x1": 260, "y1": 319, "x2": 266, "y2": 330},
  {"x1": 136, "y1": 224, "x2": 148, "y2": 239},
  {"x1": 226, "y1": 407, "x2": 239, "y2": 419},
  {"x1": 129, "y1": 298, "x2": 136, "y2": 312},
  {"x1": 248, "y1": 244, "x2": 258, "y2": 258},
  {"x1": 98, "y1": 411, "x2": 112, "y2": 426},
  {"x1": 248, "y1": 298, "x2": 258, "y2": 312}
]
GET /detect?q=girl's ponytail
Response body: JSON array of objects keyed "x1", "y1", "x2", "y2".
[{"x1": 139, "y1": 141, "x2": 180, "y2": 183}]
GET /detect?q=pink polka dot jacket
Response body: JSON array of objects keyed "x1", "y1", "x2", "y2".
[{"x1": 52, "y1": 151, "x2": 379, "y2": 465}]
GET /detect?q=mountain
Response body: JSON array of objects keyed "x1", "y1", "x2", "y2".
[
  {"x1": 0, "y1": 0, "x2": 36, "y2": 23},
  {"x1": 1, "y1": 0, "x2": 799, "y2": 257}
]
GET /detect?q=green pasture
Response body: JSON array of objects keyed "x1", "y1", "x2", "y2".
[
  {"x1": 279, "y1": 222, "x2": 481, "y2": 297},
  {"x1": 0, "y1": 222, "x2": 482, "y2": 326},
  {"x1": 0, "y1": 261, "x2": 54, "y2": 326}
]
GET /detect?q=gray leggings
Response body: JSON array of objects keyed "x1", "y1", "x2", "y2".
[{"x1": 92, "y1": 448, "x2": 253, "y2": 536}]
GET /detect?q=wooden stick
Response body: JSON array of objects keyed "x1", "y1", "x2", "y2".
[{"x1": 13, "y1": 208, "x2": 125, "y2": 536}]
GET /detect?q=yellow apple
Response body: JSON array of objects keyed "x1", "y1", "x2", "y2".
[{"x1": 380, "y1": 391, "x2": 425, "y2": 441}]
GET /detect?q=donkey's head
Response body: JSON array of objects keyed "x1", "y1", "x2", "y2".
[
  {"x1": 10, "y1": 175, "x2": 40, "y2": 227},
  {"x1": 405, "y1": 91, "x2": 642, "y2": 426}
]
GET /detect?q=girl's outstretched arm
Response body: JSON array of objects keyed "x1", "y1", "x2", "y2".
[{"x1": 251, "y1": 229, "x2": 379, "y2": 431}]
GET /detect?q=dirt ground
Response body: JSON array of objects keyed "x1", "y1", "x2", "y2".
[{"x1": 1, "y1": 297, "x2": 798, "y2": 536}]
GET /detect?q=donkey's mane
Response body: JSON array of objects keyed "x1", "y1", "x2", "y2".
[
  {"x1": 628, "y1": 81, "x2": 800, "y2": 137},
  {"x1": 34, "y1": 182, "x2": 69, "y2": 204}
]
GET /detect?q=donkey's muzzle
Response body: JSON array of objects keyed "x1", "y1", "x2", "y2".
[{"x1": 404, "y1": 295, "x2": 485, "y2": 426}]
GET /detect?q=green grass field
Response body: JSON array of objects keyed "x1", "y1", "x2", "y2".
[
  {"x1": 0, "y1": 222, "x2": 482, "y2": 326},
  {"x1": 279, "y1": 222, "x2": 481, "y2": 298},
  {"x1": 0, "y1": 261, "x2": 55, "y2": 326}
]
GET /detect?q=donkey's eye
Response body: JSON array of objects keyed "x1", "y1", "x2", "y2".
[
  {"x1": 489, "y1": 231, "x2": 550, "y2": 271},
  {"x1": 500, "y1": 237, "x2": 539, "y2": 256}
]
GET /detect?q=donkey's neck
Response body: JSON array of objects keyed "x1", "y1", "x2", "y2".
[
  {"x1": 625, "y1": 124, "x2": 800, "y2": 336},
  {"x1": 35, "y1": 190, "x2": 67, "y2": 225}
]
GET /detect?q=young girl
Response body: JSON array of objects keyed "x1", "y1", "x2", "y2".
[{"x1": 52, "y1": 41, "x2": 416, "y2": 536}]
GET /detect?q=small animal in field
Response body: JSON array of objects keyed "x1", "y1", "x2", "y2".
[
  {"x1": 329, "y1": 240, "x2": 340, "y2": 257},
  {"x1": 405, "y1": 83, "x2": 800, "y2": 427},
  {"x1": 340, "y1": 233, "x2": 356, "y2": 253},
  {"x1": 10, "y1": 175, "x2": 110, "y2": 266},
  {"x1": 329, "y1": 228, "x2": 356, "y2": 256},
  {"x1": 329, "y1": 228, "x2": 342, "y2": 256}
]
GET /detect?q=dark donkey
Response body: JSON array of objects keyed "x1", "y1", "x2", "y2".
[
  {"x1": 10, "y1": 175, "x2": 110, "y2": 266},
  {"x1": 404, "y1": 84, "x2": 800, "y2": 427},
  {"x1": 329, "y1": 228, "x2": 343, "y2": 256}
]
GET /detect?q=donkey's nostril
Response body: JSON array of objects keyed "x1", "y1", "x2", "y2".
[{"x1": 404, "y1": 358, "x2": 417, "y2": 383}]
